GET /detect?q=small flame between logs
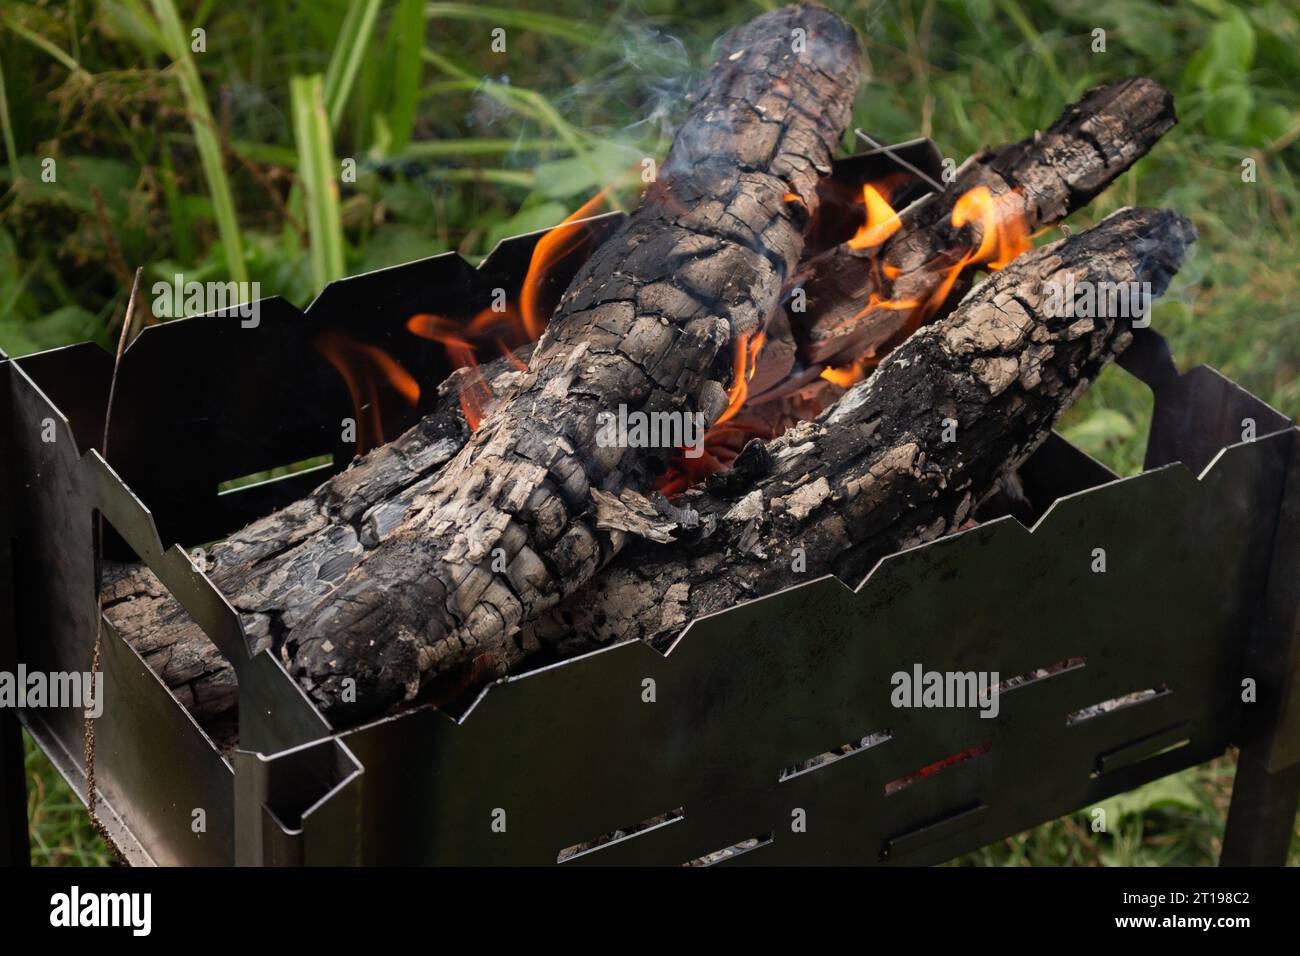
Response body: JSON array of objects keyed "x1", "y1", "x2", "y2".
[{"x1": 317, "y1": 170, "x2": 1034, "y2": 491}]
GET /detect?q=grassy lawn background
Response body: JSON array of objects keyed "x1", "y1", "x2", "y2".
[{"x1": 2, "y1": 0, "x2": 1297, "y2": 865}]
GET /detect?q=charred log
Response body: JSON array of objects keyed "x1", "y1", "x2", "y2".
[
  {"x1": 105, "y1": 4, "x2": 862, "y2": 725},
  {"x1": 106, "y1": 208, "x2": 1193, "y2": 736},
  {"x1": 525, "y1": 207, "x2": 1196, "y2": 657}
]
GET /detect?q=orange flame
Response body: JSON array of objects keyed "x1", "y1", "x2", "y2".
[
  {"x1": 663, "y1": 331, "x2": 770, "y2": 490},
  {"x1": 820, "y1": 359, "x2": 869, "y2": 388},
  {"x1": 714, "y1": 331, "x2": 767, "y2": 428},
  {"x1": 455, "y1": 356, "x2": 493, "y2": 431},
  {"x1": 659, "y1": 180, "x2": 1035, "y2": 497},
  {"x1": 951, "y1": 185, "x2": 1032, "y2": 270},
  {"x1": 847, "y1": 181, "x2": 904, "y2": 250},
  {"x1": 404, "y1": 189, "x2": 612, "y2": 432},
  {"x1": 519, "y1": 189, "x2": 609, "y2": 340},
  {"x1": 315, "y1": 330, "x2": 420, "y2": 454},
  {"x1": 919, "y1": 185, "x2": 1032, "y2": 319}
]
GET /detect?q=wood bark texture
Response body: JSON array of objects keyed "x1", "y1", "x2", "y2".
[
  {"x1": 524, "y1": 207, "x2": 1196, "y2": 659},
  {"x1": 106, "y1": 4, "x2": 862, "y2": 724},
  {"x1": 106, "y1": 208, "x2": 1194, "y2": 736}
]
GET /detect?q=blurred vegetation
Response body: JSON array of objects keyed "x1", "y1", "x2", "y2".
[{"x1": 2, "y1": 0, "x2": 1297, "y2": 865}]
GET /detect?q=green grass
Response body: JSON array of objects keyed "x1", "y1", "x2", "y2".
[
  {"x1": 23, "y1": 731, "x2": 114, "y2": 866},
  {"x1": 2, "y1": 0, "x2": 1297, "y2": 865}
]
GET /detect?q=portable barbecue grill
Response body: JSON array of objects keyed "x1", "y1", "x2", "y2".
[{"x1": 2, "y1": 144, "x2": 1298, "y2": 867}]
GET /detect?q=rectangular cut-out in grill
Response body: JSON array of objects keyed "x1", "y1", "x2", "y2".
[
  {"x1": 683, "y1": 833, "x2": 775, "y2": 867},
  {"x1": 883, "y1": 801, "x2": 988, "y2": 861},
  {"x1": 1095, "y1": 723, "x2": 1190, "y2": 776},
  {"x1": 778, "y1": 730, "x2": 892, "y2": 782},
  {"x1": 1067, "y1": 685, "x2": 1170, "y2": 725},
  {"x1": 885, "y1": 742, "x2": 992, "y2": 796},
  {"x1": 997, "y1": 656, "x2": 1086, "y2": 694},
  {"x1": 556, "y1": 807, "x2": 685, "y2": 863}
]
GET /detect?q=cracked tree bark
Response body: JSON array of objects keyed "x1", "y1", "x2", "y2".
[
  {"x1": 101, "y1": 350, "x2": 530, "y2": 729},
  {"x1": 522, "y1": 207, "x2": 1196, "y2": 657},
  {"x1": 105, "y1": 207, "x2": 1193, "y2": 738},
  {"x1": 104, "y1": 73, "x2": 1178, "y2": 736},
  {"x1": 105, "y1": 4, "x2": 861, "y2": 725},
  {"x1": 798, "y1": 76, "x2": 1176, "y2": 367},
  {"x1": 280, "y1": 5, "x2": 859, "y2": 721}
]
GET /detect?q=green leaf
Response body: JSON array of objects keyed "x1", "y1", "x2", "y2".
[
  {"x1": 14, "y1": 155, "x2": 137, "y2": 219},
  {"x1": 531, "y1": 140, "x2": 640, "y2": 200},
  {"x1": 1203, "y1": 84, "x2": 1253, "y2": 140},
  {"x1": 1091, "y1": 773, "x2": 1204, "y2": 826},
  {"x1": 358, "y1": 224, "x2": 446, "y2": 273},
  {"x1": 1248, "y1": 103, "x2": 1296, "y2": 147},
  {"x1": 291, "y1": 74, "x2": 346, "y2": 294},
  {"x1": 1187, "y1": 7, "x2": 1257, "y2": 91},
  {"x1": 483, "y1": 201, "x2": 569, "y2": 253},
  {"x1": 1060, "y1": 408, "x2": 1136, "y2": 457},
  {"x1": 0, "y1": 305, "x2": 100, "y2": 356}
]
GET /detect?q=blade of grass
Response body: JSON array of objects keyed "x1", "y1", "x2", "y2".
[
  {"x1": 291, "y1": 74, "x2": 345, "y2": 293},
  {"x1": 0, "y1": 51, "x2": 20, "y2": 185},
  {"x1": 322, "y1": 0, "x2": 382, "y2": 132},
  {"x1": 147, "y1": 0, "x2": 248, "y2": 284},
  {"x1": 279, "y1": 0, "x2": 380, "y2": 265},
  {"x1": 388, "y1": 0, "x2": 425, "y2": 152},
  {"x1": 995, "y1": 0, "x2": 1068, "y2": 96},
  {"x1": 2, "y1": 17, "x2": 83, "y2": 73},
  {"x1": 396, "y1": 136, "x2": 569, "y2": 158}
]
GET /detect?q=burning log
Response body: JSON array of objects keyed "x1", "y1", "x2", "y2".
[
  {"x1": 105, "y1": 207, "x2": 1193, "y2": 734},
  {"x1": 797, "y1": 76, "x2": 1176, "y2": 368},
  {"x1": 524, "y1": 208, "x2": 1196, "y2": 658},
  {"x1": 105, "y1": 5, "x2": 862, "y2": 725},
  {"x1": 278, "y1": 5, "x2": 860, "y2": 720},
  {"x1": 98, "y1": 70, "x2": 1180, "y2": 733}
]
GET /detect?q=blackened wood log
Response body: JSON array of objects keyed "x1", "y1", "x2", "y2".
[
  {"x1": 523, "y1": 207, "x2": 1196, "y2": 656},
  {"x1": 281, "y1": 5, "x2": 860, "y2": 721},
  {"x1": 102, "y1": 349, "x2": 531, "y2": 734},
  {"x1": 106, "y1": 207, "x2": 1193, "y2": 733},
  {"x1": 798, "y1": 76, "x2": 1176, "y2": 367},
  {"x1": 105, "y1": 4, "x2": 862, "y2": 726}
]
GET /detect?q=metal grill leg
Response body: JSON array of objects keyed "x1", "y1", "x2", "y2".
[
  {"x1": 1222, "y1": 428, "x2": 1300, "y2": 866},
  {"x1": 1221, "y1": 746, "x2": 1299, "y2": 866}
]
